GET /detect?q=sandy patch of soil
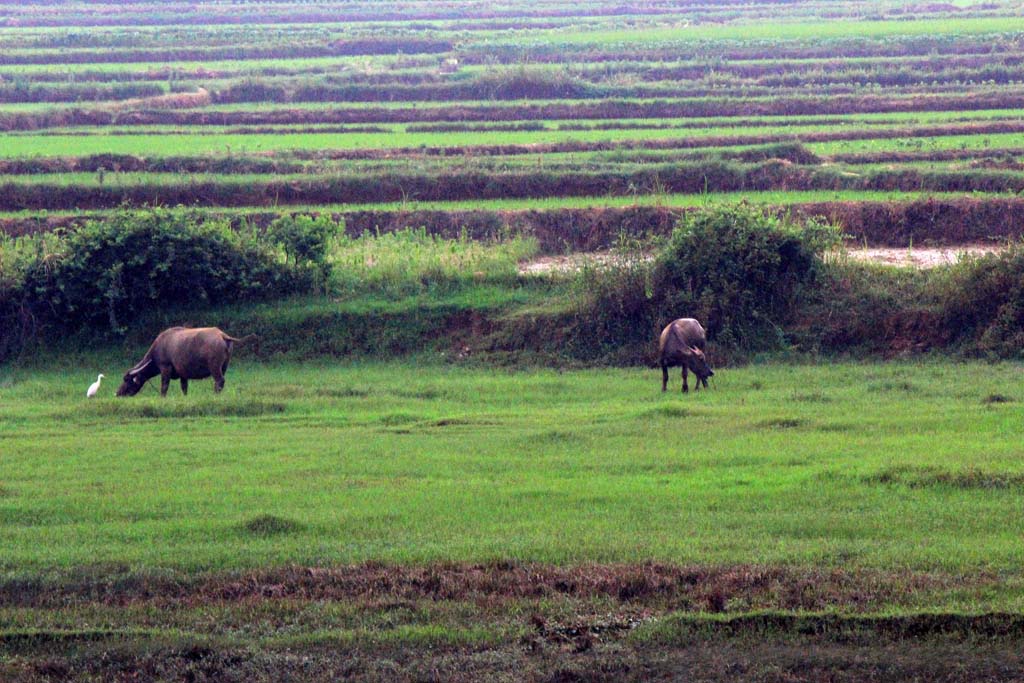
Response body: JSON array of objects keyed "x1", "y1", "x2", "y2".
[
  {"x1": 519, "y1": 245, "x2": 1005, "y2": 275},
  {"x1": 839, "y1": 244, "x2": 1003, "y2": 268}
]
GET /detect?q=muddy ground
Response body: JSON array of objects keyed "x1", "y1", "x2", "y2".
[{"x1": 3, "y1": 563, "x2": 1024, "y2": 682}]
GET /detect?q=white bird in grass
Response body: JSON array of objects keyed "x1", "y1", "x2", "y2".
[{"x1": 86, "y1": 373, "x2": 104, "y2": 398}]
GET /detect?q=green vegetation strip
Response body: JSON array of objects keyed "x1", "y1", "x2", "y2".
[
  {"x1": 528, "y1": 16, "x2": 1024, "y2": 44},
  {"x1": 4, "y1": 122, "x2": 1024, "y2": 158},
  {"x1": 2, "y1": 361, "x2": 1024, "y2": 587},
  {"x1": 0, "y1": 191, "x2": 1000, "y2": 217}
]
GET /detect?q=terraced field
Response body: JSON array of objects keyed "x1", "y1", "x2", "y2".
[
  {"x1": 2, "y1": 0, "x2": 1024, "y2": 251},
  {"x1": 5, "y1": 2, "x2": 1024, "y2": 681}
]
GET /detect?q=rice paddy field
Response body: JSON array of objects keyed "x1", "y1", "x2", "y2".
[{"x1": 5, "y1": 1, "x2": 1024, "y2": 680}]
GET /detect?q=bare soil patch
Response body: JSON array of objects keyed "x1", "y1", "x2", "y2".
[
  {"x1": 841, "y1": 244, "x2": 1003, "y2": 268},
  {"x1": 520, "y1": 245, "x2": 1004, "y2": 275}
]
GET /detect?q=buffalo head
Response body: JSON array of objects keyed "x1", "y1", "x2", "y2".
[
  {"x1": 116, "y1": 372, "x2": 146, "y2": 396},
  {"x1": 686, "y1": 346, "x2": 714, "y2": 387}
]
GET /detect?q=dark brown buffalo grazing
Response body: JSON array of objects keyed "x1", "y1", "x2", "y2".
[
  {"x1": 116, "y1": 327, "x2": 253, "y2": 397},
  {"x1": 658, "y1": 318, "x2": 714, "y2": 393}
]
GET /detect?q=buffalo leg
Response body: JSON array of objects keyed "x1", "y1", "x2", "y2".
[
  {"x1": 661, "y1": 364, "x2": 669, "y2": 392},
  {"x1": 212, "y1": 369, "x2": 225, "y2": 393},
  {"x1": 681, "y1": 367, "x2": 689, "y2": 394},
  {"x1": 180, "y1": 378, "x2": 188, "y2": 395},
  {"x1": 159, "y1": 369, "x2": 171, "y2": 397}
]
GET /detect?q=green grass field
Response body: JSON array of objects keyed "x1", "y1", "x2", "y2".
[
  {"x1": 4, "y1": 118, "x2": 1022, "y2": 160},
  {"x1": 528, "y1": 16, "x2": 1024, "y2": 44},
  {"x1": 3, "y1": 360, "x2": 1024, "y2": 589}
]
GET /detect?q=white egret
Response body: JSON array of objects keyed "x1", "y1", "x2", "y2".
[{"x1": 86, "y1": 373, "x2": 104, "y2": 398}]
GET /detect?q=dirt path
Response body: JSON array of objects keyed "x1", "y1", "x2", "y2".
[{"x1": 519, "y1": 245, "x2": 1005, "y2": 275}]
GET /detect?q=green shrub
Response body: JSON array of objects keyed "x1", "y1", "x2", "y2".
[
  {"x1": 267, "y1": 213, "x2": 339, "y2": 289},
  {"x1": 21, "y1": 208, "x2": 299, "y2": 335},
  {"x1": 734, "y1": 142, "x2": 822, "y2": 165},
  {"x1": 937, "y1": 245, "x2": 1024, "y2": 358},
  {"x1": 651, "y1": 204, "x2": 840, "y2": 349},
  {"x1": 475, "y1": 64, "x2": 593, "y2": 99},
  {"x1": 0, "y1": 231, "x2": 65, "y2": 360}
]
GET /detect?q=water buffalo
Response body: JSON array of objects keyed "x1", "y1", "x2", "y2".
[
  {"x1": 659, "y1": 318, "x2": 714, "y2": 393},
  {"x1": 117, "y1": 326, "x2": 254, "y2": 397}
]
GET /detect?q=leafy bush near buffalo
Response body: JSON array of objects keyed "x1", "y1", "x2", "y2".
[
  {"x1": 651, "y1": 204, "x2": 841, "y2": 349},
  {"x1": 19, "y1": 208, "x2": 303, "y2": 336},
  {"x1": 567, "y1": 205, "x2": 840, "y2": 360},
  {"x1": 936, "y1": 244, "x2": 1024, "y2": 358},
  {"x1": 267, "y1": 214, "x2": 337, "y2": 270},
  {"x1": 267, "y1": 213, "x2": 338, "y2": 290}
]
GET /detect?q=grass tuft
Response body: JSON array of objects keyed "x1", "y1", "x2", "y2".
[
  {"x1": 757, "y1": 417, "x2": 805, "y2": 429},
  {"x1": 87, "y1": 401, "x2": 287, "y2": 419},
  {"x1": 791, "y1": 391, "x2": 832, "y2": 403},
  {"x1": 240, "y1": 515, "x2": 306, "y2": 537},
  {"x1": 645, "y1": 405, "x2": 697, "y2": 418},
  {"x1": 865, "y1": 466, "x2": 1024, "y2": 490}
]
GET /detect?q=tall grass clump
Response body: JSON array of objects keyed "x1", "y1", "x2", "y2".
[
  {"x1": 934, "y1": 243, "x2": 1024, "y2": 358},
  {"x1": 473, "y1": 63, "x2": 594, "y2": 99},
  {"x1": 567, "y1": 232, "x2": 658, "y2": 362},
  {"x1": 329, "y1": 227, "x2": 537, "y2": 297}
]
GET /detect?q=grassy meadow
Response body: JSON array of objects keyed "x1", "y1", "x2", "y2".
[
  {"x1": 3, "y1": 360, "x2": 1024, "y2": 588},
  {"x1": 7, "y1": 0, "x2": 1024, "y2": 678}
]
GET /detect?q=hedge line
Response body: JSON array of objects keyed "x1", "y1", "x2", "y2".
[
  {"x1": 5, "y1": 120, "x2": 1020, "y2": 167},
  {"x1": 0, "y1": 39, "x2": 453, "y2": 65},
  {"x1": 7, "y1": 93, "x2": 1024, "y2": 131},
  {"x1": 4, "y1": 198, "x2": 1022, "y2": 250},
  {"x1": 340, "y1": 199, "x2": 1024, "y2": 251},
  {"x1": 10, "y1": 54, "x2": 1022, "y2": 87},
  {"x1": 2, "y1": 163, "x2": 1024, "y2": 211}
]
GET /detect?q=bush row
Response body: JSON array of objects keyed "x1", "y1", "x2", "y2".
[
  {"x1": 0, "y1": 39, "x2": 453, "y2": 65},
  {"x1": 5, "y1": 205, "x2": 1024, "y2": 364},
  {"x1": 191, "y1": 61, "x2": 1024, "y2": 105},
  {"x1": 0, "y1": 83, "x2": 166, "y2": 103},
  {"x1": 475, "y1": 35, "x2": 1024, "y2": 64},
  {"x1": 5, "y1": 163, "x2": 1024, "y2": 211},
  {"x1": 206, "y1": 80, "x2": 1006, "y2": 105},
  {"x1": 15, "y1": 55, "x2": 1020, "y2": 88},
  {"x1": 8, "y1": 92, "x2": 1024, "y2": 132},
  {"x1": 5, "y1": 197, "x2": 1024, "y2": 250}
]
